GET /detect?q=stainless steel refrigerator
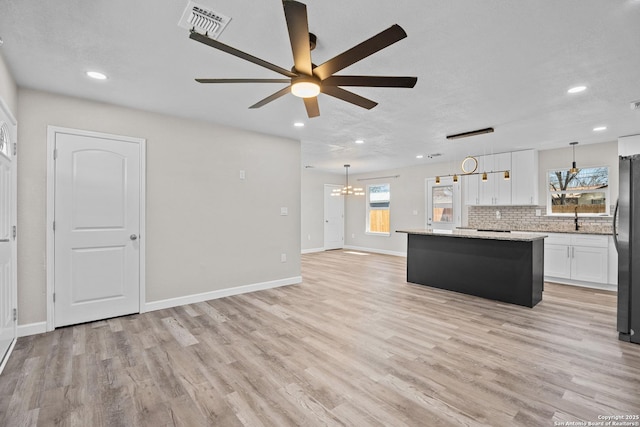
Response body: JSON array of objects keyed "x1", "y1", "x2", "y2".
[{"x1": 614, "y1": 154, "x2": 640, "y2": 344}]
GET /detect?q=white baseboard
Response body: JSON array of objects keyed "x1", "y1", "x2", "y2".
[
  {"x1": 301, "y1": 247, "x2": 324, "y2": 254},
  {"x1": 143, "y1": 276, "x2": 302, "y2": 313},
  {"x1": 545, "y1": 277, "x2": 617, "y2": 292},
  {"x1": 18, "y1": 321, "x2": 48, "y2": 337},
  {"x1": 343, "y1": 245, "x2": 407, "y2": 258},
  {"x1": 0, "y1": 338, "x2": 17, "y2": 375}
]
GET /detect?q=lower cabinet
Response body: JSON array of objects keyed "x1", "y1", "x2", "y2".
[{"x1": 544, "y1": 233, "x2": 610, "y2": 287}]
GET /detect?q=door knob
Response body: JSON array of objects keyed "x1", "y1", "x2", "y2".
[{"x1": 130, "y1": 234, "x2": 138, "y2": 240}]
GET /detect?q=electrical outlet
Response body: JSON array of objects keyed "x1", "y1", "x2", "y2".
[
  {"x1": 495, "y1": 210, "x2": 501, "y2": 219},
  {"x1": 280, "y1": 207, "x2": 288, "y2": 216},
  {"x1": 281, "y1": 253, "x2": 287, "y2": 262},
  {"x1": 535, "y1": 209, "x2": 541, "y2": 217},
  {"x1": 239, "y1": 170, "x2": 246, "y2": 180}
]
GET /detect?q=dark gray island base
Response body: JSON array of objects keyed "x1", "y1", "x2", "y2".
[{"x1": 397, "y1": 229, "x2": 546, "y2": 308}]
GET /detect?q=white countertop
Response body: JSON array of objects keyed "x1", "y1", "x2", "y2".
[{"x1": 396, "y1": 229, "x2": 547, "y2": 242}]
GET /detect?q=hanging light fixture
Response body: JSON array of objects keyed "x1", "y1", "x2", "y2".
[
  {"x1": 435, "y1": 176, "x2": 440, "y2": 184},
  {"x1": 569, "y1": 141, "x2": 579, "y2": 175},
  {"x1": 452, "y1": 174, "x2": 458, "y2": 183},
  {"x1": 503, "y1": 170, "x2": 510, "y2": 180},
  {"x1": 331, "y1": 164, "x2": 365, "y2": 196},
  {"x1": 481, "y1": 172, "x2": 488, "y2": 182}
]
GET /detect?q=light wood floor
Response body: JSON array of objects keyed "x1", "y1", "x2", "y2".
[{"x1": 1, "y1": 250, "x2": 639, "y2": 426}]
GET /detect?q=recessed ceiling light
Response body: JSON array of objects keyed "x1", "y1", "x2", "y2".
[
  {"x1": 567, "y1": 85, "x2": 587, "y2": 94},
  {"x1": 416, "y1": 155, "x2": 424, "y2": 159},
  {"x1": 86, "y1": 71, "x2": 107, "y2": 80},
  {"x1": 294, "y1": 122, "x2": 304, "y2": 127},
  {"x1": 593, "y1": 126, "x2": 607, "y2": 132},
  {"x1": 355, "y1": 140, "x2": 364, "y2": 144}
]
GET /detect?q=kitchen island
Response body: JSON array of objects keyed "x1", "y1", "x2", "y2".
[{"x1": 397, "y1": 229, "x2": 546, "y2": 307}]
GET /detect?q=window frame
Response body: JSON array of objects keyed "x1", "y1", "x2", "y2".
[
  {"x1": 546, "y1": 166, "x2": 610, "y2": 217},
  {"x1": 366, "y1": 183, "x2": 391, "y2": 236}
]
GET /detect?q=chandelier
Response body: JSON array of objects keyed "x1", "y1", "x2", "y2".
[{"x1": 331, "y1": 164, "x2": 365, "y2": 196}]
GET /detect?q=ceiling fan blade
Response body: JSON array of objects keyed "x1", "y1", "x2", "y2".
[
  {"x1": 303, "y1": 97, "x2": 320, "y2": 118},
  {"x1": 190, "y1": 31, "x2": 297, "y2": 78},
  {"x1": 283, "y1": 0, "x2": 313, "y2": 76},
  {"x1": 321, "y1": 86, "x2": 378, "y2": 110},
  {"x1": 313, "y1": 24, "x2": 408, "y2": 80},
  {"x1": 249, "y1": 86, "x2": 292, "y2": 109},
  {"x1": 323, "y1": 75, "x2": 417, "y2": 88},
  {"x1": 196, "y1": 78, "x2": 291, "y2": 84}
]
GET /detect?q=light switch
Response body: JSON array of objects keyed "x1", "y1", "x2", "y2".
[
  {"x1": 239, "y1": 170, "x2": 246, "y2": 180},
  {"x1": 280, "y1": 207, "x2": 288, "y2": 216},
  {"x1": 413, "y1": 210, "x2": 419, "y2": 216}
]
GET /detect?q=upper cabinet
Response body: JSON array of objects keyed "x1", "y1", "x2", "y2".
[
  {"x1": 511, "y1": 149, "x2": 538, "y2": 205},
  {"x1": 464, "y1": 149, "x2": 538, "y2": 206}
]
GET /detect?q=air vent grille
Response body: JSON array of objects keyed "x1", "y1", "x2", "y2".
[{"x1": 178, "y1": 1, "x2": 231, "y2": 39}]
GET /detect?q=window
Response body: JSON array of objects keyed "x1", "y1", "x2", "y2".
[
  {"x1": 547, "y1": 166, "x2": 609, "y2": 215},
  {"x1": 367, "y1": 183, "x2": 390, "y2": 235}
]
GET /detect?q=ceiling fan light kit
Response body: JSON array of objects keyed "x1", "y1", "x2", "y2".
[{"x1": 188, "y1": 0, "x2": 417, "y2": 118}]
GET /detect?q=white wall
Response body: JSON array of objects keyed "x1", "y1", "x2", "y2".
[
  {"x1": 300, "y1": 168, "x2": 343, "y2": 252},
  {"x1": 0, "y1": 52, "x2": 18, "y2": 117},
  {"x1": 17, "y1": 89, "x2": 301, "y2": 324},
  {"x1": 344, "y1": 161, "x2": 455, "y2": 255}
]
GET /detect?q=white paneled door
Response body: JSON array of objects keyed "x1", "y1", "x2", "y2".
[
  {"x1": 324, "y1": 184, "x2": 344, "y2": 250},
  {"x1": 0, "y1": 102, "x2": 17, "y2": 372},
  {"x1": 52, "y1": 128, "x2": 144, "y2": 327}
]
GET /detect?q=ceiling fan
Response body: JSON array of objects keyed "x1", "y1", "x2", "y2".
[{"x1": 188, "y1": 0, "x2": 417, "y2": 118}]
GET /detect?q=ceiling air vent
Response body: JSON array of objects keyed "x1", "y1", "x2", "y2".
[
  {"x1": 178, "y1": 1, "x2": 231, "y2": 39},
  {"x1": 631, "y1": 100, "x2": 640, "y2": 110}
]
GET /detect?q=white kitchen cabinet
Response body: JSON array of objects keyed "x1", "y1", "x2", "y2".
[
  {"x1": 463, "y1": 174, "x2": 479, "y2": 206},
  {"x1": 544, "y1": 233, "x2": 610, "y2": 287},
  {"x1": 511, "y1": 149, "x2": 538, "y2": 205},
  {"x1": 478, "y1": 153, "x2": 511, "y2": 205}
]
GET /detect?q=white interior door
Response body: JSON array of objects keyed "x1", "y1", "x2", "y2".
[
  {"x1": 52, "y1": 129, "x2": 143, "y2": 327},
  {"x1": 426, "y1": 177, "x2": 461, "y2": 232},
  {"x1": 0, "y1": 104, "x2": 17, "y2": 372},
  {"x1": 324, "y1": 184, "x2": 344, "y2": 250}
]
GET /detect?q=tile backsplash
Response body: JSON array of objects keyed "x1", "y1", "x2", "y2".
[{"x1": 468, "y1": 205, "x2": 614, "y2": 234}]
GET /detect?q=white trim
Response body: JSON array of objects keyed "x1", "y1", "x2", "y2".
[
  {"x1": 343, "y1": 245, "x2": 407, "y2": 257},
  {"x1": 302, "y1": 247, "x2": 324, "y2": 254},
  {"x1": 0, "y1": 338, "x2": 16, "y2": 375},
  {"x1": 46, "y1": 126, "x2": 147, "y2": 330},
  {"x1": 17, "y1": 321, "x2": 48, "y2": 337},
  {"x1": 544, "y1": 278, "x2": 616, "y2": 292},
  {"x1": 144, "y1": 276, "x2": 302, "y2": 313}
]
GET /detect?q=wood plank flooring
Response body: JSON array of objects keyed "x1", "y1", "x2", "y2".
[{"x1": 1, "y1": 250, "x2": 639, "y2": 426}]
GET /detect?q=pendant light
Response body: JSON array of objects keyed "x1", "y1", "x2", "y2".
[
  {"x1": 331, "y1": 164, "x2": 364, "y2": 196},
  {"x1": 569, "y1": 141, "x2": 579, "y2": 175}
]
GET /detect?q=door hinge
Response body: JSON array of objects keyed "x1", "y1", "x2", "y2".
[
  {"x1": 53, "y1": 293, "x2": 56, "y2": 303},
  {"x1": 53, "y1": 221, "x2": 55, "y2": 231},
  {"x1": 53, "y1": 148, "x2": 58, "y2": 159},
  {"x1": 12, "y1": 225, "x2": 16, "y2": 240},
  {"x1": 13, "y1": 142, "x2": 17, "y2": 156},
  {"x1": 13, "y1": 308, "x2": 17, "y2": 321}
]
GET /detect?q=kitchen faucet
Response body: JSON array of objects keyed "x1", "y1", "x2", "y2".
[{"x1": 574, "y1": 206, "x2": 580, "y2": 231}]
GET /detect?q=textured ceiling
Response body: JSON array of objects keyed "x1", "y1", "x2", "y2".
[{"x1": 1, "y1": 0, "x2": 639, "y2": 173}]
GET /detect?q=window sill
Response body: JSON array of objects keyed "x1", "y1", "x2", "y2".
[{"x1": 366, "y1": 231, "x2": 391, "y2": 237}]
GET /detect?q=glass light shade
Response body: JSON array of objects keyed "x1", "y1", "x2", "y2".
[
  {"x1": 453, "y1": 174, "x2": 458, "y2": 183},
  {"x1": 291, "y1": 81, "x2": 320, "y2": 98},
  {"x1": 504, "y1": 170, "x2": 510, "y2": 180},
  {"x1": 435, "y1": 176, "x2": 440, "y2": 184},
  {"x1": 481, "y1": 172, "x2": 488, "y2": 182}
]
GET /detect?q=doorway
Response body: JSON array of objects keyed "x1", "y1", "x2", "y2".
[
  {"x1": 46, "y1": 127, "x2": 146, "y2": 329},
  {"x1": 0, "y1": 100, "x2": 17, "y2": 372},
  {"x1": 426, "y1": 177, "x2": 461, "y2": 232},
  {"x1": 324, "y1": 184, "x2": 344, "y2": 250}
]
